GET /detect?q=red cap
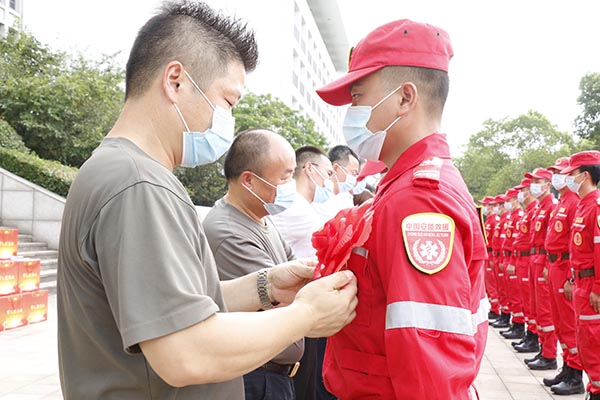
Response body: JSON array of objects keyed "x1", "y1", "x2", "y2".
[
  {"x1": 524, "y1": 167, "x2": 553, "y2": 181},
  {"x1": 561, "y1": 151, "x2": 600, "y2": 174},
  {"x1": 514, "y1": 177, "x2": 531, "y2": 190},
  {"x1": 495, "y1": 194, "x2": 507, "y2": 203},
  {"x1": 505, "y1": 188, "x2": 519, "y2": 199},
  {"x1": 478, "y1": 196, "x2": 495, "y2": 205},
  {"x1": 316, "y1": 19, "x2": 453, "y2": 106},
  {"x1": 357, "y1": 160, "x2": 387, "y2": 181},
  {"x1": 546, "y1": 157, "x2": 570, "y2": 173}
]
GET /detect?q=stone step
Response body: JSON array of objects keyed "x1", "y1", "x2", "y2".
[
  {"x1": 40, "y1": 258, "x2": 58, "y2": 271},
  {"x1": 40, "y1": 268, "x2": 57, "y2": 283},
  {"x1": 17, "y1": 249, "x2": 58, "y2": 260},
  {"x1": 17, "y1": 234, "x2": 33, "y2": 243},
  {"x1": 40, "y1": 280, "x2": 56, "y2": 295},
  {"x1": 17, "y1": 241, "x2": 49, "y2": 252}
]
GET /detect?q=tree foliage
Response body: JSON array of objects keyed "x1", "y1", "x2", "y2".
[
  {"x1": 175, "y1": 93, "x2": 329, "y2": 206},
  {"x1": 574, "y1": 73, "x2": 600, "y2": 147},
  {"x1": 0, "y1": 29, "x2": 124, "y2": 167},
  {"x1": 455, "y1": 111, "x2": 578, "y2": 201}
]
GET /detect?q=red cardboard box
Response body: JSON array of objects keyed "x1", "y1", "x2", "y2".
[
  {"x1": 0, "y1": 228, "x2": 18, "y2": 259},
  {"x1": 22, "y1": 290, "x2": 48, "y2": 324},
  {"x1": 0, "y1": 260, "x2": 18, "y2": 296},
  {"x1": 0, "y1": 293, "x2": 26, "y2": 331},
  {"x1": 15, "y1": 258, "x2": 41, "y2": 293}
]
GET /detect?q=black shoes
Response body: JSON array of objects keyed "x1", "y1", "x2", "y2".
[
  {"x1": 585, "y1": 392, "x2": 600, "y2": 400},
  {"x1": 527, "y1": 356, "x2": 557, "y2": 370},
  {"x1": 491, "y1": 313, "x2": 511, "y2": 328},
  {"x1": 500, "y1": 322, "x2": 525, "y2": 339},
  {"x1": 488, "y1": 311, "x2": 500, "y2": 320},
  {"x1": 543, "y1": 363, "x2": 568, "y2": 387},
  {"x1": 514, "y1": 332, "x2": 540, "y2": 353},
  {"x1": 524, "y1": 351, "x2": 542, "y2": 364},
  {"x1": 551, "y1": 366, "x2": 585, "y2": 395}
]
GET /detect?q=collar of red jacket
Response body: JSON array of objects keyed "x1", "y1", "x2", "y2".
[{"x1": 378, "y1": 133, "x2": 451, "y2": 193}]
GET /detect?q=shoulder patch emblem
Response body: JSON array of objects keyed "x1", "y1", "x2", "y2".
[
  {"x1": 402, "y1": 213, "x2": 455, "y2": 275},
  {"x1": 554, "y1": 220, "x2": 563, "y2": 233},
  {"x1": 573, "y1": 232, "x2": 583, "y2": 246},
  {"x1": 576, "y1": 217, "x2": 584, "y2": 224},
  {"x1": 535, "y1": 220, "x2": 542, "y2": 232}
]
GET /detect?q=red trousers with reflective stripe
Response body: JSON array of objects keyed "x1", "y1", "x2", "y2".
[
  {"x1": 548, "y1": 259, "x2": 583, "y2": 370},
  {"x1": 496, "y1": 256, "x2": 509, "y2": 314},
  {"x1": 532, "y1": 254, "x2": 557, "y2": 358},
  {"x1": 523, "y1": 256, "x2": 538, "y2": 333},
  {"x1": 507, "y1": 259, "x2": 525, "y2": 324},
  {"x1": 574, "y1": 278, "x2": 600, "y2": 394},
  {"x1": 485, "y1": 258, "x2": 500, "y2": 314}
]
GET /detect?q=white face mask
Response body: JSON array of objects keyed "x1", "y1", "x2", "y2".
[
  {"x1": 244, "y1": 174, "x2": 297, "y2": 215},
  {"x1": 566, "y1": 172, "x2": 584, "y2": 194},
  {"x1": 352, "y1": 179, "x2": 368, "y2": 195},
  {"x1": 176, "y1": 70, "x2": 235, "y2": 168},
  {"x1": 517, "y1": 191, "x2": 526, "y2": 203},
  {"x1": 504, "y1": 201, "x2": 513, "y2": 211},
  {"x1": 493, "y1": 206, "x2": 500, "y2": 214},
  {"x1": 529, "y1": 183, "x2": 545, "y2": 198},
  {"x1": 310, "y1": 166, "x2": 334, "y2": 203},
  {"x1": 551, "y1": 174, "x2": 567, "y2": 190},
  {"x1": 336, "y1": 164, "x2": 358, "y2": 193},
  {"x1": 341, "y1": 85, "x2": 403, "y2": 161}
]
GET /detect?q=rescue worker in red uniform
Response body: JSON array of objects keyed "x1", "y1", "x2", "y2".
[
  {"x1": 543, "y1": 157, "x2": 585, "y2": 395},
  {"x1": 563, "y1": 150, "x2": 600, "y2": 399},
  {"x1": 316, "y1": 19, "x2": 488, "y2": 399},
  {"x1": 522, "y1": 168, "x2": 558, "y2": 370},
  {"x1": 491, "y1": 195, "x2": 511, "y2": 328},
  {"x1": 509, "y1": 178, "x2": 539, "y2": 349},
  {"x1": 500, "y1": 188, "x2": 525, "y2": 339},
  {"x1": 482, "y1": 196, "x2": 501, "y2": 320}
]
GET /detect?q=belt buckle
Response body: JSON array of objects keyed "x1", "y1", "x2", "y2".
[{"x1": 288, "y1": 361, "x2": 300, "y2": 378}]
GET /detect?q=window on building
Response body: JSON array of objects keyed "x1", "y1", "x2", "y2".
[
  {"x1": 9, "y1": 0, "x2": 16, "y2": 9},
  {"x1": 292, "y1": 72, "x2": 298, "y2": 88}
]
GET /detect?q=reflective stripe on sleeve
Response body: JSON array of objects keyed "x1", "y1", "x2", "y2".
[
  {"x1": 538, "y1": 325, "x2": 555, "y2": 332},
  {"x1": 592, "y1": 381, "x2": 600, "y2": 388},
  {"x1": 386, "y1": 301, "x2": 483, "y2": 336},
  {"x1": 513, "y1": 312, "x2": 524, "y2": 318},
  {"x1": 569, "y1": 347, "x2": 578, "y2": 354},
  {"x1": 579, "y1": 314, "x2": 600, "y2": 321},
  {"x1": 594, "y1": 236, "x2": 600, "y2": 244}
]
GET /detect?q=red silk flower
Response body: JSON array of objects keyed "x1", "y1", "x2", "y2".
[{"x1": 312, "y1": 200, "x2": 374, "y2": 280}]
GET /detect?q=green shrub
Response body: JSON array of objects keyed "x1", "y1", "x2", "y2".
[
  {"x1": 0, "y1": 119, "x2": 29, "y2": 153},
  {"x1": 0, "y1": 147, "x2": 77, "y2": 197}
]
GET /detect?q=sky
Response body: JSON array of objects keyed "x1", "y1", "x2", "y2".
[{"x1": 21, "y1": 0, "x2": 600, "y2": 153}]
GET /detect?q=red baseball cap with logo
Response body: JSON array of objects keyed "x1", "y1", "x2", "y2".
[
  {"x1": 514, "y1": 177, "x2": 531, "y2": 190},
  {"x1": 560, "y1": 151, "x2": 600, "y2": 174},
  {"x1": 478, "y1": 196, "x2": 495, "y2": 205},
  {"x1": 524, "y1": 167, "x2": 553, "y2": 181},
  {"x1": 357, "y1": 160, "x2": 387, "y2": 181},
  {"x1": 546, "y1": 157, "x2": 570, "y2": 173},
  {"x1": 316, "y1": 19, "x2": 454, "y2": 106}
]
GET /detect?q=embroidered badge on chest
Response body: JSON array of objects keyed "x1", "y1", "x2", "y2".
[{"x1": 401, "y1": 213, "x2": 455, "y2": 275}]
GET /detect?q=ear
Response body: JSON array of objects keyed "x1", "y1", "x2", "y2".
[
  {"x1": 397, "y1": 82, "x2": 418, "y2": 114},
  {"x1": 239, "y1": 170, "x2": 254, "y2": 189},
  {"x1": 163, "y1": 61, "x2": 185, "y2": 103}
]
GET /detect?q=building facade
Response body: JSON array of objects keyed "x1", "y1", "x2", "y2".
[
  {"x1": 205, "y1": 0, "x2": 349, "y2": 146},
  {"x1": 0, "y1": 0, "x2": 23, "y2": 37}
]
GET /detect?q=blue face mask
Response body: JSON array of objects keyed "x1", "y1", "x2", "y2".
[
  {"x1": 175, "y1": 70, "x2": 235, "y2": 168},
  {"x1": 244, "y1": 174, "x2": 297, "y2": 215},
  {"x1": 352, "y1": 179, "x2": 368, "y2": 195},
  {"x1": 336, "y1": 164, "x2": 357, "y2": 193},
  {"x1": 342, "y1": 85, "x2": 403, "y2": 161},
  {"x1": 310, "y1": 166, "x2": 334, "y2": 203}
]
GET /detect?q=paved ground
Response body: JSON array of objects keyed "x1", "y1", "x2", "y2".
[{"x1": 0, "y1": 295, "x2": 590, "y2": 399}]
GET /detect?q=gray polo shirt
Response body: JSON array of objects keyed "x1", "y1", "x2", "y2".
[
  {"x1": 57, "y1": 138, "x2": 243, "y2": 399},
  {"x1": 203, "y1": 198, "x2": 304, "y2": 364}
]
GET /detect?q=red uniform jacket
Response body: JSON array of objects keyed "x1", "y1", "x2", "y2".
[
  {"x1": 484, "y1": 213, "x2": 499, "y2": 250},
  {"x1": 503, "y1": 208, "x2": 523, "y2": 253},
  {"x1": 545, "y1": 190, "x2": 579, "y2": 254},
  {"x1": 531, "y1": 194, "x2": 557, "y2": 250},
  {"x1": 508, "y1": 200, "x2": 538, "y2": 266},
  {"x1": 572, "y1": 189, "x2": 600, "y2": 294},
  {"x1": 323, "y1": 134, "x2": 488, "y2": 399}
]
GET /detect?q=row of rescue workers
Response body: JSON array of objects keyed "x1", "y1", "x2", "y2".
[{"x1": 481, "y1": 150, "x2": 600, "y2": 398}]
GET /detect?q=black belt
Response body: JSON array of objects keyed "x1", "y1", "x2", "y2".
[
  {"x1": 492, "y1": 251, "x2": 500, "y2": 257},
  {"x1": 575, "y1": 268, "x2": 595, "y2": 279},
  {"x1": 547, "y1": 252, "x2": 569, "y2": 263},
  {"x1": 503, "y1": 250, "x2": 511, "y2": 257},
  {"x1": 531, "y1": 247, "x2": 547, "y2": 255},
  {"x1": 514, "y1": 250, "x2": 530, "y2": 257},
  {"x1": 259, "y1": 361, "x2": 300, "y2": 378}
]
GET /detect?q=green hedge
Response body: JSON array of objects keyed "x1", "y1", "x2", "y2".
[
  {"x1": 0, "y1": 119, "x2": 29, "y2": 153},
  {"x1": 0, "y1": 147, "x2": 77, "y2": 197}
]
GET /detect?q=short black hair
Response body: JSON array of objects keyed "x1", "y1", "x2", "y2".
[
  {"x1": 328, "y1": 145, "x2": 359, "y2": 165},
  {"x1": 378, "y1": 65, "x2": 449, "y2": 117},
  {"x1": 579, "y1": 165, "x2": 600, "y2": 186},
  {"x1": 224, "y1": 129, "x2": 271, "y2": 180},
  {"x1": 295, "y1": 146, "x2": 326, "y2": 178},
  {"x1": 125, "y1": 0, "x2": 258, "y2": 99}
]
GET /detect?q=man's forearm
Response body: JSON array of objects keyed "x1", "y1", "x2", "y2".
[{"x1": 220, "y1": 271, "x2": 262, "y2": 312}]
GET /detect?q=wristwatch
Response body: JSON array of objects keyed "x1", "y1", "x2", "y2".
[
  {"x1": 567, "y1": 277, "x2": 575, "y2": 284},
  {"x1": 257, "y1": 269, "x2": 279, "y2": 310}
]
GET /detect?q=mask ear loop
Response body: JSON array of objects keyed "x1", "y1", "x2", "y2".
[
  {"x1": 183, "y1": 70, "x2": 216, "y2": 111},
  {"x1": 173, "y1": 103, "x2": 191, "y2": 132},
  {"x1": 372, "y1": 84, "x2": 404, "y2": 110}
]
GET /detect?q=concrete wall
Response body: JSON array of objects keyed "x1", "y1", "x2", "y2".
[{"x1": 0, "y1": 168, "x2": 65, "y2": 249}]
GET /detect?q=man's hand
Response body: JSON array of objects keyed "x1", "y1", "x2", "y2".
[
  {"x1": 590, "y1": 291, "x2": 600, "y2": 313},
  {"x1": 293, "y1": 270, "x2": 358, "y2": 338},
  {"x1": 497, "y1": 262, "x2": 503, "y2": 271},
  {"x1": 563, "y1": 280, "x2": 574, "y2": 301},
  {"x1": 506, "y1": 264, "x2": 516, "y2": 275},
  {"x1": 542, "y1": 267, "x2": 548, "y2": 281},
  {"x1": 268, "y1": 260, "x2": 315, "y2": 306}
]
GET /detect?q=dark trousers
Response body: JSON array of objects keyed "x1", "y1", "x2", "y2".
[{"x1": 244, "y1": 368, "x2": 295, "y2": 400}]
